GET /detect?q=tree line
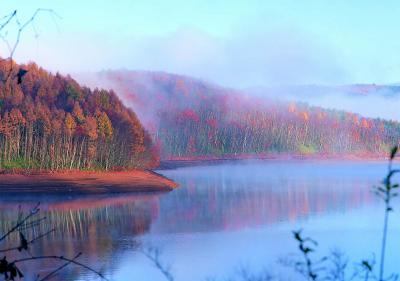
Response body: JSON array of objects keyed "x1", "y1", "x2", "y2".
[{"x1": 157, "y1": 99, "x2": 400, "y2": 158}]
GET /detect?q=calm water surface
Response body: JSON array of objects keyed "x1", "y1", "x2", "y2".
[{"x1": 1, "y1": 160, "x2": 399, "y2": 281}]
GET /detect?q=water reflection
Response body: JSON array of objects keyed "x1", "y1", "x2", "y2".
[
  {"x1": 0, "y1": 160, "x2": 390, "y2": 280},
  {"x1": 154, "y1": 161, "x2": 382, "y2": 233},
  {"x1": 0, "y1": 193, "x2": 162, "y2": 280}
]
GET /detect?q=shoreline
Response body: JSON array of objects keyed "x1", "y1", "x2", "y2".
[
  {"x1": 159, "y1": 153, "x2": 394, "y2": 169},
  {"x1": 0, "y1": 152, "x2": 394, "y2": 193},
  {"x1": 0, "y1": 169, "x2": 178, "y2": 194}
]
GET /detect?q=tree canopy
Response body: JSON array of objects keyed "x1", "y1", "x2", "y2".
[{"x1": 0, "y1": 61, "x2": 158, "y2": 170}]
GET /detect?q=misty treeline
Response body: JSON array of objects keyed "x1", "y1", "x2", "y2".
[
  {"x1": 0, "y1": 61, "x2": 158, "y2": 170},
  {"x1": 94, "y1": 71, "x2": 400, "y2": 159},
  {"x1": 158, "y1": 100, "x2": 400, "y2": 157}
]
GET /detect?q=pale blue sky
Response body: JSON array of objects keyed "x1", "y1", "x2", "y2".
[{"x1": 3, "y1": 1, "x2": 400, "y2": 87}]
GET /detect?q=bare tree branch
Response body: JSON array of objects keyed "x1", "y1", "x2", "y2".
[
  {"x1": 0, "y1": 228, "x2": 55, "y2": 253},
  {"x1": 139, "y1": 246, "x2": 174, "y2": 281},
  {"x1": 0, "y1": 8, "x2": 61, "y2": 83},
  {"x1": 13, "y1": 254, "x2": 107, "y2": 281},
  {"x1": 36, "y1": 252, "x2": 81, "y2": 281},
  {"x1": 0, "y1": 202, "x2": 40, "y2": 242}
]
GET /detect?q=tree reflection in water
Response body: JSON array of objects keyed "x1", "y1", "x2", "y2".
[
  {"x1": 0, "y1": 193, "x2": 161, "y2": 280},
  {"x1": 0, "y1": 161, "x2": 387, "y2": 281}
]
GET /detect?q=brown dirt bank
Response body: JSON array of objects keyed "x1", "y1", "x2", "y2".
[{"x1": 0, "y1": 170, "x2": 178, "y2": 194}]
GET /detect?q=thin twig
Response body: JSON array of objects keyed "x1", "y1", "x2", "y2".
[
  {"x1": 0, "y1": 203, "x2": 40, "y2": 242},
  {"x1": 13, "y1": 254, "x2": 107, "y2": 280},
  {"x1": 0, "y1": 228, "x2": 55, "y2": 253},
  {"x1": 140, "y1": 247, "x2": 174, "y2": 281},
  {"x1": 37, "y1": 252, "x2": 81, "y2": 281},
  {"x1": 0, "y1": 8, "x2": 61, "y2": 83}
]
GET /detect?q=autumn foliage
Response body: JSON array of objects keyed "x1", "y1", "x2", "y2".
[
  {"x1": 92, "y1": 71, "x2": 400, "y2": 159},
  {"x1": 0, "y1": 61, "x2": 158, "y2": 170}
]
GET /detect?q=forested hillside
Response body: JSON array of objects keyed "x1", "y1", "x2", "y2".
[
  {"x1": 0, "y1": 62, "x2": 158, "y2": 170},
  {"x1": 83, "y1": 71, "x2": 400, "y2": 159}
]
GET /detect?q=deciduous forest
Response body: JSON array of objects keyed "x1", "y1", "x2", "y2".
[
  {"x1": 92, "y1": 71, "x2": 400, "y2": 159},
  {"x1": 0, "y1": 61, "x2": 158, "y2": 170},
  {"x1": 1, "y1": 61, "x2": 399, "y2": 171}
]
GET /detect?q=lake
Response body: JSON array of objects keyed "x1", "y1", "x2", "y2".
[{"x1": 0, "y1": 160, "x2": 399, "y2": 281}]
